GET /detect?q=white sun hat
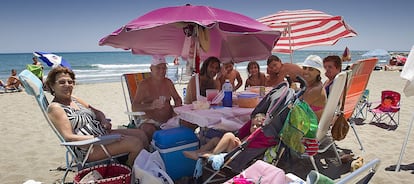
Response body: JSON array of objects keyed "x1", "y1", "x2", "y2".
[
  {"x1": 302, "y1": 55, "x2": 323, "y2": 73},
  {"x1": 151, "y1": 55, "x2": 167, "y2": 66}
]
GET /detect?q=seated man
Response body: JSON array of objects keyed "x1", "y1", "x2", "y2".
[
  {"x1": 132, "y1": 55, "x2": 182, "y2": 139},
  {"x1": 4, "y1": 69, "x2": 21, "y2": 90},
  {"x1": 184, "y1": 56, "x2": 221, "y2": 104}
]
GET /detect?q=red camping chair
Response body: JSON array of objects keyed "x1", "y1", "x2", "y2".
[{"x1": 369, "y1": 90, "x2": 401, "y2": 128}]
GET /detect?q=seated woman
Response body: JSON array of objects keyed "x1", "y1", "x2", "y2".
[
  {"x1": 46, "y1": 66, "x2": 149, "y2": 166},
  {"x1": 183, "y1": 113, "x2": 277, "y2": 160},
  {"x1": 244, "y1": 60, "x2": 266, "y2": 89},
  {"x1": 300, "y1": 55, "x2": 327, "y2": 120}
]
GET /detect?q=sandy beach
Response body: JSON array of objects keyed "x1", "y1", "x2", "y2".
[{"x1": 1, "y1": 70, "x2": 413, "y2": 183}]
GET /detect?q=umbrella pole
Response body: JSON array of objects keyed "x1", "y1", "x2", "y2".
[
  {"x1": 194, "y1": 26, "x2": 201, "y2": 101},
  {"x1": 288, "y1": 23, "x2": 293, "y2": 63},
  {"x1": 395, "y1": 111, "x2": 414, "y2": 171}
]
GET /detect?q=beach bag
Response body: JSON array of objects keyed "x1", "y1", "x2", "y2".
[
  {"x1": 132, "y1": 149, "x2": 174, "y2": 184},
  {"x1": 279, "y1": 99, "x2": 318, "y2": 154},
  {"x1": 73, "y1": 163, "x2": 131, "y2": 184},
  {"x1": 331, "y1": 74, "x2": 350, "y2": 141},
  {"x1": 331, "y1": 114, "x2": 349, "y2": 141}
]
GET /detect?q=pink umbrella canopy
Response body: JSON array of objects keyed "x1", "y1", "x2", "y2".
[
  {"x1": 99, "y1": 4, "x2": 281, "y2": 64},
  {"x1": 257, "y1": 9, "x2": 357, "y2": 61}
]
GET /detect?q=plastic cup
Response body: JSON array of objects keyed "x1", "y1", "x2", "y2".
[{"x1": 206, "y1": 89, "x2": 219, "y2": 103}]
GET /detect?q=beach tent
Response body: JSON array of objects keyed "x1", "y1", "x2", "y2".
[{"x1": 395, "y1": 45, "x2": 414, "y2": 171}]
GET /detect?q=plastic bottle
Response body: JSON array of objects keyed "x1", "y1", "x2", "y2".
[
  {"x1": 182, "y1": 87, "x2": 186, "y2": 100},
  {"x1": 222, "y1": 79, "x2": 233, "y2": 107}
]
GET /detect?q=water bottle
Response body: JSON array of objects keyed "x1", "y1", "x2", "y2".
[
  {"x1": 182, "y1": 87, "x2": 186, "y2": 100},
  {"x1": 222, "y1": 79, "x2": 233, "y2": 107}
]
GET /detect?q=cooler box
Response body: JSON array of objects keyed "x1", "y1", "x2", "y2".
[{"x1": 152, "y1": 126, "x2": 199, "y2": 180}]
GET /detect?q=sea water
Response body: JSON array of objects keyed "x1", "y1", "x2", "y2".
[{"x1": 0, "y1": 50, "x2": 401, "y2": 84}]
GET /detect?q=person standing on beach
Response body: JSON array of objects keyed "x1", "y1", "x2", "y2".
[
  {"x1": 322, "y1": 55, "x2": 342, "y2": 97},
  {"x1": 265, "y1": 55, "x2": 303, "y2": 87},
  {"x1": 218, "y1": 61, "x2": 243, "y2": 91},
  {"x1": 244, "y1": 60, "x2": 266, "y2": 89},
  {"x1": 132, "y1": 55, "x2": 182, "y2": 139},
  {"x1": 46, "y1": 66, "x2": 148, "y2": 167},
  {"x1": 184, "y1": 56, "x2": 221, "y2": 104}
]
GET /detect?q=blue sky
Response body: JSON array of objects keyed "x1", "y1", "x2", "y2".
[{"x1": 1, "y1": 0, "x2": 413, "y2": 53}]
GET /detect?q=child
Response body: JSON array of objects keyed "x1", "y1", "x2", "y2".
[
  {"x1": 219, "y1": 62, "x2": 243, "y2": 91},
  {"x1": 183, "y1": 113, "x2": 277, "y2": 160},
  {"x1": 245, "y1": 61, "x2": 266, "y2": 89}
]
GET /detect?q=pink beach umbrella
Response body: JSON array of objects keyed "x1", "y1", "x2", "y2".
[
  {"x1": 99, "y1": 4, "x2": 281, "y2": 100},
  {"x1": 257, "y1": 9, "x2": 357, "y2": 62},
  {"x1": 99, "y1": 4, "x2": 281, "y2": 65}
]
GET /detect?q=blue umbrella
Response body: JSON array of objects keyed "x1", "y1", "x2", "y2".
[
  {"x1": 33, "y1": 52, "x2": 72, "y2": 69},
  {"x1": 362, "y1": 49, "x2": 390, "y2": 61}
]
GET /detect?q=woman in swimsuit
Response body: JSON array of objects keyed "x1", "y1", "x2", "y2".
[
  {"x1": 300, "y1": 55, "x2": 327, "y2": 120},
  {"x1": 322, "y1": 55, "x2": 342, "y2": 97},
  {"x1": 46, "y1": 66, "x2": 149, "y2": 166}
]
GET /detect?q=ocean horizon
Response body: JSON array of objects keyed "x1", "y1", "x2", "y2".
[{"x1": 0, "y1": 50, "x2": 407, "y2": 84}]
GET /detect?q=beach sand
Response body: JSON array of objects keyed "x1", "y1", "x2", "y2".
[{"x1": 1, "y1": 71, "x2": 413, "y2": 183}]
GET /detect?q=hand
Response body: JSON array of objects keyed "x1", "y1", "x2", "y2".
[{"x1": 101, "y1": 119, "x2": 112, "y2": 131}]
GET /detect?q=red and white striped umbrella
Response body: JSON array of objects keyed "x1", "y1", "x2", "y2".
[{"x1": 258, "y1": 9, "x2": 357, "y2": 61}]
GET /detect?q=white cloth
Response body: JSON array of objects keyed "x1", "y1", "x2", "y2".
[
  {"x1": 174, "y1": 105, "x2": 254, "y2": 131},
  {"x1": 400, "y1": 45, "x2": 414, "y2": 97}
]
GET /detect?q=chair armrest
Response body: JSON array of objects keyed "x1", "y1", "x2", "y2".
[
  {"x1": 124, "y1": 111, "x2": 146, "y2": 116},
  {"x1": 61, "y1": 134, "x2": 121, "y2": 146}
]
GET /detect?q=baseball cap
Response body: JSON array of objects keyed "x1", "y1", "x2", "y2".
[
  {"x1": 302, "y1": 55, "x2": 323, "y2": 72},
  {"x1": 151, "y1": 55, "x2": 167, "y2": 66}
]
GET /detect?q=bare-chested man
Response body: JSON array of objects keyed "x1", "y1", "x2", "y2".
[
  {"x1": 184, "y1": 56, "x2": 221, "y2": 104},
  {"x1": 265, "y1": 55, "x2": 303, "y2": 87},
  {"x1": 132, "y1": 55, "x2": 182, "y2": 139}
]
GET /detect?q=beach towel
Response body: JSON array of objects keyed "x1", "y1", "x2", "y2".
[{"x1": 401, "y1": 45, "x2": 414, "y2": 97}]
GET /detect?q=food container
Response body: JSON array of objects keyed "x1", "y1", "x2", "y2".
[
  {"x1": 192, "y1": 100, "x2": 210, "y2": 110},
  {"x1": 237, "y1": 92, "x2": 259, "y2": 108}
]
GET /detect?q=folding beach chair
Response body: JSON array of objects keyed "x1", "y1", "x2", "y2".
[
  {"x1": 121, "y1": 72, "x2": 151, "y2": 127},
  {"x1": 369, "y1": 90, "x2": 401, "y2": 128},
  {"x1": 352, "y1": 89, "x2": 370, "y2": 120},
  {"x1": 18, "y1": 70, "x2": 127, "y2": 183},
  {"x1": 343, "y1": 58, "x2": 378, "y2": 151}
]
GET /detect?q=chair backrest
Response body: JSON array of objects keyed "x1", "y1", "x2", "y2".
[
  {"x1": 316, "y1": 71, "x2": 347, "y2": 141},
  {"x1": 343, "y1": 58, "x2": 378, "y2": 120},
  {"x1": 121, "y1": 72, "x2": 151, "y2": 120},
  {"x1": 18, "y1": 69, "x2": 68, "y2": 145},
  {"x1": 381, "y1": 90, "x2": 400, "y2": 106}
]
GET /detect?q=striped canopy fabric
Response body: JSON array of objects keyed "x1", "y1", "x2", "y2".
[{"x1": 257, "y1": 9, "x2": 357, "y2": 54}]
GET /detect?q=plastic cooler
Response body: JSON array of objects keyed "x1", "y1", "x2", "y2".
[{"x1": 151, "y1": 126, "x2": 199, "y2": 180}]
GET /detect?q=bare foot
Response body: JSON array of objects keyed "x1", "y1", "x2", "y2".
[{"x1": 183, "y1": 151, "x2": 199, "y2": 160}]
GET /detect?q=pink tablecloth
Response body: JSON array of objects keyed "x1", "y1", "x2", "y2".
[{"x1": 174, "y1": 105, "x2": 254, "y2": 131}]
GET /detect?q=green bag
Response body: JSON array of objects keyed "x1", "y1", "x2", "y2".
[{"x1": 279, "y1": 99, "x2": 318, "y2": 154}]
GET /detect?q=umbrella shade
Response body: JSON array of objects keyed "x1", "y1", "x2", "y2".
[
  {"x1": 342, "y1": 46, "x2": 351, "y2": 62},
  {"x1": 257, "y1": 9, "x2": 357, "y2": 54},
  {"x1": 99, "y1": 4, "x2": 281, "y2": 63},
  {"x1": 33, "y1": 52, "x2": 72, "y2": 69}
]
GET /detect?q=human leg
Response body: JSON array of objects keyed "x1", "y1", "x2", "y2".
[
  {"x1": 87, "y1": 135, "x2": 145, "y2": 166},
  {"x1": 111, "y1": 128, "x2": 149, "y2": 149},
  {"x1": 212, "y1": 132, "x2": 241, "y2": 154},
  {"x1": 139, "y1": 123, "x2": 157, "y2": 140},
  {"x1": 183, "y1": 137, "x2": 220, "y2": 160}
]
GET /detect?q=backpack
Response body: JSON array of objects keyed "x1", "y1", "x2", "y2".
[{"x1": 279, "y1": 99, "x2": 318, "y2": 154}]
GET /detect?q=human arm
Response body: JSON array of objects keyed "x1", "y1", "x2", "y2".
[
  {"x1": 234, "y1": 71, "x2": 243, "y2": 91},
  {"x1": 74, "y1": 96, "x2": 112, "y2": 131},
  {"x1": 184, "y1": 76, "x2": 197, "y2": 104},
  {"x1": 47, "y1": 102, "x2": 95, "y2": 141},
  {"x1": 132, "y1": 81, "x2": 164, "y2": 111},
  {"x1": 167, "y1": 79, "x2": 182, "y2": 107}
]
